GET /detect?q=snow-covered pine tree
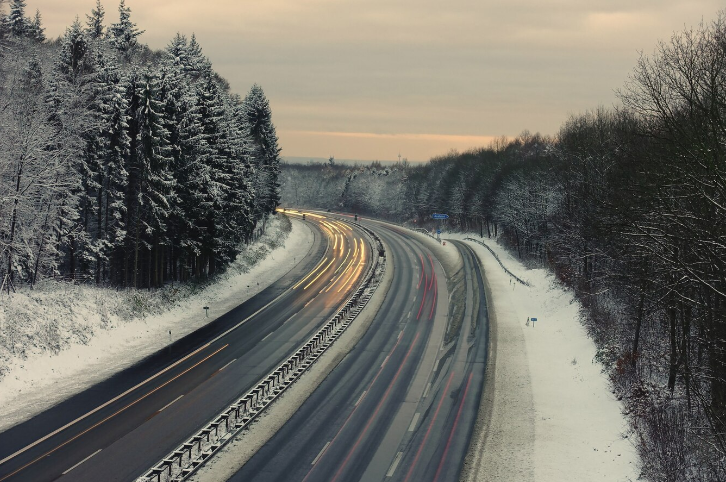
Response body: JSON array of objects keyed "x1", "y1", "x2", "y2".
[
  {"x1": 7, "y1": 0, "x2": 29, "y2": 38},
  {"x1": 184, "y1": 33, "x2": 211, "y2": 79},
  {"x1": 56, "y1": 17, "x2": 92, "y2": 82},
  {"x1": 158, "y1": 41, "x2": 207, "y2": 281},
  {"x1": 123, "y1": 68, "x2": 173, "y2": 288},
  {"x1": 85, "y1": 0, "x2": 105, "y2": 40},
  {"x1": 242, "y1": 84, "x2": 281, "y2": 221},
  {"x1": 84, "y1": 50, "x2": 130, "y2": 284},
  {"x1": 109, "y1": 0, "x2": 144, "y2": 60},
  {"x1": 27, "y1": 9, "x2": 44, "y2": 42},
  {"x1": 194, "y1": 72, "x2": 232, "y2": 276}
]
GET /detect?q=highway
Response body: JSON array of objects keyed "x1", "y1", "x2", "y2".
[
  {"x1": 230, "y1": 222, "x2": 489, "y2": 482},
  {"x1": 0, "y1": 213, "x2": 373, "y2": 482}
]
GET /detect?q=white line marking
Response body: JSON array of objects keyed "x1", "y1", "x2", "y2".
[
  {"x1": 408, "y1": 412, "x2": 421, "y2": 432},
  {"x1": 0, "y1": 341, "x2": 211, "y2": 466},
  {"x1": 433, "y1": 360, "x2": 439, "y2": 373},
  {"x1": 386, "y1": 451, "x2": 404, "y2": 477},
  {"x1": 158, "y1": 395, "x2": 184, "y2": 413},
  {"x1": 262, "y1": 332, "x2": 274, "y2": 342},
  {"x1": 397, "y1": 330, "x2": 404, "y2": 341},
  {"x1": 312, "y1": 441, "x2": 331, "y2": 465},
  {"x1": 219, "y1": 359, "x2": 237, "y2": 372},
  {"x1": 407, "y1": 311, "x2": 411, "y2": 319},
  {"x1": 381, "y1": 355, "x2": 390, "y2": 368},
  {"x1": 0, "y1": 254, "x2": 325, "y2": 467},
  {"x1": 423, "y1": 382, "x2": 431, "y2": 399},
  {"x1": 62, "y1": 449, "x2": 101, "y2": 475},
  {"x1": 355, "y1": 390, "x2": 367, "y2": 407}
]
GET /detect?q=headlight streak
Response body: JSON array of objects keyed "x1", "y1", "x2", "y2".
[{"x1": 292, "y1": 257, "x2": 329, "y2": 290}]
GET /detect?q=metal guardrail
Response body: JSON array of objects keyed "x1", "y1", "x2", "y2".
[
  {"x1": 464, "y1": 237, "x2": 530, "y2": 287},
  {"x1": 136, "y1": 225, "x2": 386, "y2": 482}
]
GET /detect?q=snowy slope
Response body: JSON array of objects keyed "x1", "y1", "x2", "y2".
[
  {"x1": 0, "y1": 217, "x2": 313, "y2": 433},
  {"x1": 445, "y1": 233, "x2": 640, "y2": 481}
]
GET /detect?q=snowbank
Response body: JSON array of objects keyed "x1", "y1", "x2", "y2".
[
  {"x1": 0, "y1": 216, "x2": 314, "y2": 433},
  {"x1": 446, "y1": 233, "x2": 640, "y2": 482}
]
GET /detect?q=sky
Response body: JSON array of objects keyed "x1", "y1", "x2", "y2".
[{"x1": 24, "y1": 0, "x2": 724, "y2": 161}]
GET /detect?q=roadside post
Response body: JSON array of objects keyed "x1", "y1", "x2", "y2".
[{"x1": 204, "y1": 306, "x2": 209, "y2": 318}]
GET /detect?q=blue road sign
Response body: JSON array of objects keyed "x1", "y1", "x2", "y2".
[
  {"x1": 436, "y1": 229, "x2": 441, "y2": 234},
  {"x1": 530, "y1": 317, "x2": 538, "y2": 322},
  {"x1": 432, "y1": 213, "x2": 449, "y2": 219}
]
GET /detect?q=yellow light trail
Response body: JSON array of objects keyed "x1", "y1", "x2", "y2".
[
  {"x1": 303, "y1": 258, "x2": 336, "y2": 290},
  {"x1": 333, "y1": 248, "x2": 352, "y2": 275},
  {"x1": 325, "y1": 247, "x2": 358, "y2": 293},
  {"x1": 338, "y1": 240, "x2": 365, "y2": 293},
  {"x1": 292, "y1": 257, "x2": 329, "y2": 290}
]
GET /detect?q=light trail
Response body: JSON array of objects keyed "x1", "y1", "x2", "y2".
[
  {"x1": 303, "y1": 258, "x2": 336, "y2": 290},
  {"x1": 292, "y1": 257, "x2": 329, "y2": 290}
]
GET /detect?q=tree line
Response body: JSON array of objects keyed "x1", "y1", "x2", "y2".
[
  {"x1": 0, "y1": 0, "x2": 281, "y2": 291},
  {"x1": 281, "y1": 12, "x2": 726, "y2": 480}
]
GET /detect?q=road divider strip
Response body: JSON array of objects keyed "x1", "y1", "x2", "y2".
[{"x1": 135, "y1": 224, "x2": 387, "y2": 482}]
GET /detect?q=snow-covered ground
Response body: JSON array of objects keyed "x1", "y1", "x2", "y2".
[
  {"x1": 443, "y1": 233, "x2": 640, "y2": 481},
  {"x1": 0, "y1": 216, "x2": 314, "y2": 433}
]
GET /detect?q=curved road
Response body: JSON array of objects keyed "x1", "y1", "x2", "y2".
[
  {"x1": 0, "y1": 213, "x2": 372, "y2": 482},
  {"x1": 230, "y1": 221, "x2": 489, "y2": 482}
]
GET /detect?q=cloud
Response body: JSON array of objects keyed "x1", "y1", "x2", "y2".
[{"x1": 25, "y1": 0, "x2": 726, "y2": 160}]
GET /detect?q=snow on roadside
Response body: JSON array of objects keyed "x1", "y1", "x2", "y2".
[
  {"x1": 445, "y1": 232, "x2": 640, "y2": 481},
  {"x1": 0, "y1": 217, "x2": 314, "y2": 433}
]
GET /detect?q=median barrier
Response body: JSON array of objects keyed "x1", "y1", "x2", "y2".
[{"x1": 136, "y1": 224, "x2": 387, "y2": 482}]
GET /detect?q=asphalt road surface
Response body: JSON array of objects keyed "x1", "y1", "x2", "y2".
[
  {"x1": 0, "y1": 213, "x2": 372, "y2": 482},
  {"x1": 230, "y1": 222, "x2": 489, "y2": 482}
]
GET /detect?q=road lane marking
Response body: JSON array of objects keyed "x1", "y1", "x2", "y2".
[
  {"x1": 301, "y1": 332, "x2": 412, "y2": 482},
  {"x1": 433, "y1": 372, "x2": 474, "y2": 482},
  {"x1": 355, "y1": 390, "x2": 367, "y2": 407},
  {"x1": 416, "y1": 254, "x2": 425, "y2": 289},
  {"x1": 61, "y1": 449, "x2": 101, "y2": 475},
  {"x1": 408, "y1": 413, "x2": 420, "y2": 432},
  {"x1": 158, "y1": 395, "x2": 184, "y2": 412},
  {"x1": 311, "y1": 442, "x2": 331, "y2": 465},
  {"x1": 403, "y1": 372, "x2": 456, "y2": 482},
  {"x1": 262, "y1": 332, "x2": 274, "y2": 342},
  {"x1": 218, "y1": 359, "x2": 237, "y2": 372},
  {"x1": 0, "y1": 345, "x2": 228, "y2": 482},
  {"x1": 416, "y1": 271, "x2": 429, "y2": 320},
  {"x1": 398, "y1": 330, "x2": 404, "y2": 341},
  {"x1": 381, "y1": 355, "x2": 390, "y2": 368},
  {"x1": 423, "y1": 382, "x2": 431, "y2": 399},
  {"x1": 329, "y1": 333, "x2": 421, "y2": 482},
  {"x1": 386, "y1": 452, "x2": 404, "y2": 477},
  {"x1": 0, "y1": 342, "x2": 212, "y2": 467},
  {"x1": 429, "y1": 271, "x2": 438, "y2": 319}
]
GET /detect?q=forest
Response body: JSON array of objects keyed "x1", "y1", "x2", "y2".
[
  {"x1": 0, "y1": 0, "x2": 281, "y2": 292},
  {"x1": 281, "y1": 13, "x2": 726, "y2": 481}
]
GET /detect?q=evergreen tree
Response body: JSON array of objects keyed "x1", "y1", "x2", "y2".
[
  {"x1": 57, "y1": 17, "x2": 91, "y2": 82},
  {"x1": 109, "y1": 0, "x2": 144, "y2": 59},
  {"x1": 7, "y1": 0, "x2": 29, "y2": 38},
  {"x1": 28, "y1": 10, "x2": 44, "y2": 42},
  {"x1": 85, "y1": 0, "x2": 105, "y2": 40},
  {"x1": 124, "y1": 68, "x2": 173, "y2": 288},
  {"x1": 242, "y1": 84, "x2": 281, "y2": 218}
]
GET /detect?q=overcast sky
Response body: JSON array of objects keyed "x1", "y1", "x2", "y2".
[{"x1": 27, "y1": 0, "x2": 723, "y2": 161}]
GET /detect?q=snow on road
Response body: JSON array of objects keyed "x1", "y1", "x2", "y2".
[
  {"x1": 0, "y1": 218, "x2": 313, "y2": 434},
  {"x1": 443, "y1": 233, "x2": 640, "y2": 482}
]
